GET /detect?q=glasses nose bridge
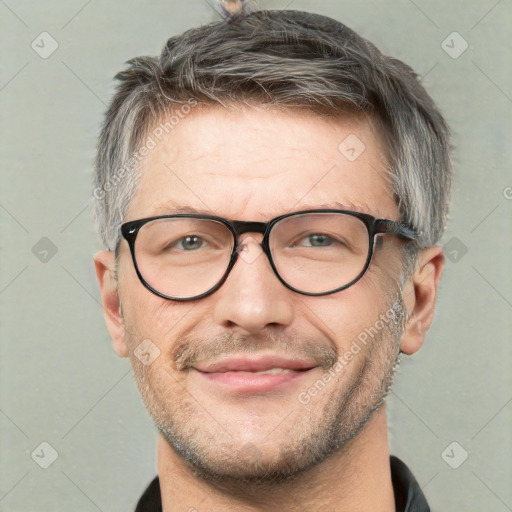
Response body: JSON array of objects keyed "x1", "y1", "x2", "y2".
[
  {"x1": 232, "y1": 220, "x2": 269, "y2": 238},
  {"x1": 231, "y1": 219, "x2": 271, "y2": 253}
]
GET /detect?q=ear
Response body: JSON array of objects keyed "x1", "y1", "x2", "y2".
[
  {"x1": 94, "y1": 250, "x2": 129, "y2": 358},
  {"x1": 400, "y1": 246, "x2": 445, "y2": 355}
]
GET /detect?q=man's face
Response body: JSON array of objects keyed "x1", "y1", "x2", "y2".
[{"x1": 116, "y1": 106, "x2": 407, "y2": 483}]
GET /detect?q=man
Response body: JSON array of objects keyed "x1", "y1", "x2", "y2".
[{"x1": 93, "y1": 7, "x2": 451, "y2": 512}]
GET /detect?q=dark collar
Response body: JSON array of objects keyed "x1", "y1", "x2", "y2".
[
  {"x1": 135, "y1": 456, "x2": 429, "y2": 512},
  {"x1": 390, "y1": 456, "x2": 430, "y2": 511}
]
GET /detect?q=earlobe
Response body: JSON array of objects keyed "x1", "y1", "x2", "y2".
[
  {"x1": 94, "y1": 250, "x2": 129, "y2": 358},
  {"x1": 400, "y1": 246, "x2": 445, "y2": 355}
]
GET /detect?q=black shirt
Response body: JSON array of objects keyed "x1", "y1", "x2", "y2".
[{"x1": 135, "y1": 456, "x2": 429, "y2": 512}]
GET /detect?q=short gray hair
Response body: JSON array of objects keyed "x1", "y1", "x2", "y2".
[{"x1": 93, "y1": 9, "x2": 452, "y2": 257}]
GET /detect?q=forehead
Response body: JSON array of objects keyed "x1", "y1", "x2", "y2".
[{"x1": 126, "y1": 105, "x2": 398, "y2": 221}]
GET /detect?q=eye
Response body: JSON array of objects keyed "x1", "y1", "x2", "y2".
[
  {"x1": 175, "y1": 235, "x2": 205, "y2": 251},
  {"x1": 294, "y1": 234, "x2": 337, "y2": 248}
]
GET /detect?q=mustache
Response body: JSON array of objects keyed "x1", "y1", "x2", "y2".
[{"x1": 173, "y1": 332, "x2": 338, "y2": 371}]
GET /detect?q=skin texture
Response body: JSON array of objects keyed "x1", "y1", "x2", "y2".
[{"x1": 95, "y1": 105, "x2": 444, "y2": 511}]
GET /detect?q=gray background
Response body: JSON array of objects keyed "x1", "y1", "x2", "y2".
[{"x1": 1, "y1": 1, "x2": 511, "y2": 511}]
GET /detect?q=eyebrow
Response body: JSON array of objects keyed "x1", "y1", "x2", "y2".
[
  {"x1": 296, "y1": 200, "x2": 376, "y2": 215},
  {"x1": 150, "y1": 200, "x2": 381, "y2": 219},
  {"x1": 152, "y1": 203, "x2": 213, "y2": 216}
]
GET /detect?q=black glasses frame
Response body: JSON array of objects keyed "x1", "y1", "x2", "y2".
[{"x1": 120, "y1": 209, "x2": 418, "y2": 301}]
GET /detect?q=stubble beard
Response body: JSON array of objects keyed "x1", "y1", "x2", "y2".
[{"x1": 127, "y1": 290, "x2": 406, "y2": 489}]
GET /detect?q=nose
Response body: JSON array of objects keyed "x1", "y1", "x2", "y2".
[{"x1": 212, "y1": 234, "x2": 295, "y2": 334}]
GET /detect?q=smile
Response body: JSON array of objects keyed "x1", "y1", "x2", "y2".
[{"x1": 192, "y1": 355, "x2": 319, "y2": 394}]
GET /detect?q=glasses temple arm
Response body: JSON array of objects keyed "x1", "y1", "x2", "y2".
[{"x1": 374, "y1": 219, "x2": 419, "y2": 240}]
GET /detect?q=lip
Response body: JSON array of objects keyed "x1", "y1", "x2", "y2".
[
  {"x1": 193, "y1": 354, "x2": 318, "y2": 373},
  {"x1": 192, "y1": 354, "x2": 319, "y2": 394}
]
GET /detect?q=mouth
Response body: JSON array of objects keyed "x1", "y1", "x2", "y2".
[{"x1": 192, "y1": 354, "x2": 320, "y2": 394}]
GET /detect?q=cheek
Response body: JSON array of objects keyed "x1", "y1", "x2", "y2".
[
  {"x1": 117, "y1": 257, "x2": 187, "y2": 349},
  {"x1": 302, "y1": 279, "x2": 394, "y2": 353},
  {"x1": 123, "y1": 295, "x2": 192, "y2": 349}
]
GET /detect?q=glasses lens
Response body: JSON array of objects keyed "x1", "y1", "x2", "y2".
[
  {"x1": 134, "y1": 218, "x2": 234, "y2": 298},
  {"x1": 270, "y1": 213, "x2": 370, "y2": 294}
]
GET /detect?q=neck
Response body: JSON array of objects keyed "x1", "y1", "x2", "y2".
[{"x1": 157, "y1": 406, "x2": 395, "y2": 512}]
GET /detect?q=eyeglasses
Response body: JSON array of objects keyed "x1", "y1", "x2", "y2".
[{"x1": 120, "y1": 209, "x2": 417, "y2": 301}]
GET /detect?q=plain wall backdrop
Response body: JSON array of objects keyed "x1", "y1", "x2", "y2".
[{"x1": 1, "y1": 1, "x2": 511, "y2": 511}]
